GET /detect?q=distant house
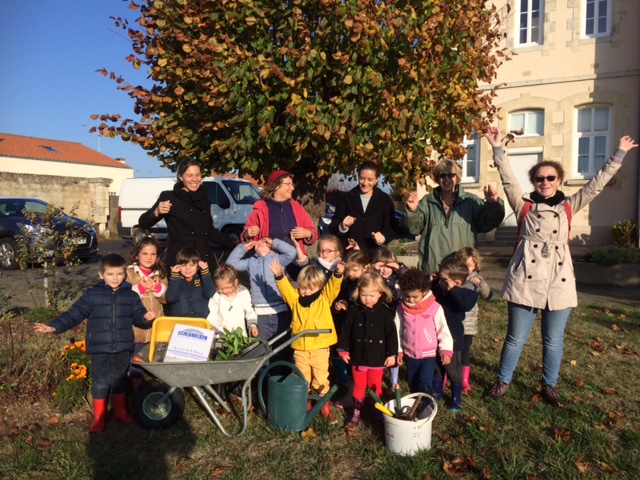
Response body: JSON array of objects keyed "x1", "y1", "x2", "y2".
[{"x1": 0, "y1": 132, "x2": 133, "y2": 195}]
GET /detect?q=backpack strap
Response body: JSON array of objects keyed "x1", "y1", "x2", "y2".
[{"x1": 515, "y1": 201, "x2": 572, "y2": 251}]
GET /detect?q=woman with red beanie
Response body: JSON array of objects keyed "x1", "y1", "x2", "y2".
[{"x1": 242, "y1": 170, "x2": 318, "y2": 275}]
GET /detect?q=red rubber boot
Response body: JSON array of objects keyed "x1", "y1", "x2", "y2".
[
  {"x1": 90, "y1": 398, "x2": 108, "y2": 433},
  {"x1": 112, "y1": 393, "x2": 134, "y2": 424}
]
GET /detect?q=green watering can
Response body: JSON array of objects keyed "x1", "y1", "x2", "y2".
[{"x1": 258, "y1": 361, "x2": 338, "y2": 432}]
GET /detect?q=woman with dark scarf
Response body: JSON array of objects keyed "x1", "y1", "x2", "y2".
[
  {"x1": 138, "y1": 159, "x2": 235, "y2": 269},
  {"x1": 484, "y1": 127, "x2": 637, "y2": 405}
]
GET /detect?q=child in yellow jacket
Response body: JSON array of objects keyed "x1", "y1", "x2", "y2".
[{"x1": 269, "y1": 258, "x2": 345, "y2": 423}]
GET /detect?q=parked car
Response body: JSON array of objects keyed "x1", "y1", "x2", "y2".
[
  {"x1": 118, "y1": 177, "x2": 261, "y2": 244},
  {"x1": 0, "y1": 197, "x2": 99, "y2": 270},
  {"x1": 317, "y1": 203, "x2": 411, "y2": 240}
]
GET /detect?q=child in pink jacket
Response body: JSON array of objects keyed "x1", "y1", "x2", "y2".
[{"x1": 396, "y1": 268, "x2": 453, "y2": 395}]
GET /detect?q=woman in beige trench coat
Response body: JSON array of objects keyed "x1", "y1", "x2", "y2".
[{"x1": 484, "y1": 127, "x2": 637, "y2": 405}]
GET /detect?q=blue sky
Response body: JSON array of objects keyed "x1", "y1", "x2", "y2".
[{"x1": 0, "y1": 0, "x2": 172, "y2": 177}]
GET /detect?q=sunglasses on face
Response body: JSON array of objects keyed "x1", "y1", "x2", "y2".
[
  {"x1": 534, "y1": 175, "x2": 557, "y2": 183},
  {"x1": 438, "y1": 173, "x2": 456, "y2": 180}
]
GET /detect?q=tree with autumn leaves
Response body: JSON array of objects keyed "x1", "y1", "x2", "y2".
[{"x1": 93, "y1": 0, "x2": 508, "y2": 200}]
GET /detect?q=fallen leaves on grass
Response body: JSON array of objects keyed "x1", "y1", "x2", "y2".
[
  {"x1": 443, "y1": 456, "x2": 472, "y2": 477},
  {"x1": 575, "y1": 378, "x2": 585, "y2": 387},
  {"x1": 611, "y1": 324, "x2": 620, "y2": 331},
  {"x1": 588, "y1": 340, "x2": 607, "y2": 353},
  {"x1": 607, "y1": 410, "x2": 625, "y2": 419},
  {"x1": 601, "y1": 387, "x2": 616, "y2": 395},
  {"x1": 301, "y1": 427, "x2": 317, "y2": 439},
  {"x1": 575, "y1": 456, "x2": 592, "y2": 473},
  {"x1": 45, "y1": 417, "x2": 60, "y2": 426},
  {"x1": 554, "y1": 427, "x2": 572, "y2": 442},
  {"x1": 209, "y1": 466, "x2": 234, "y2": 477}
]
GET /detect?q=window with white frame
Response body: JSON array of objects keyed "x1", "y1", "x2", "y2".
[
  {"x1": 460, "y1": 135, "x2": 478, "y2": 182},
  {"x1": 516, "y1": 0, "x2": 544, "y2": 46},
  {"x1": 576, "y1": 106, "x2": 611, "y2": 175},
  {"x1": 583, "y1": 0, "x2": 611, "y2": 37},
  {"x1": 509, "y1": 110, "x2": 544, "y2": 136}
]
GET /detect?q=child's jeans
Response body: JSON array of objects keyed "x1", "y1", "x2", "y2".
[
  {"x1": 434, "y1": 351, "x2": 462, "y2": 384},
  {"x1": 293, "y1": 348, "x2": 331, "y2": 395},
  {"x1": 129, "y1": 342, "x2": 147, "y2": 380},
  {"x1": 91, "y1": 351, "x2": 130, "y2": 399},
  {"x1": 258, "y1": 310, "x2": 291, "y2": 363},
  {"x1": 405, "y1": 356, "x2": 436, "y2": 394},
  {"x1": 387, "y1": 366, "x2": 399, "y2": 388},
  {"x1": 461, "y1": 335, "x2": 474, "y2": 367},
  {"x1": 351, "y1": 366, "x2": 384, "y2": 401}
]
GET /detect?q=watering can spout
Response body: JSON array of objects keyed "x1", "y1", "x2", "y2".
[{"x1": 305, "y1": 384, "x2": 339, "y2": 428}]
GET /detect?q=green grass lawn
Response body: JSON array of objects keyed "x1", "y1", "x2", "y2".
[{"x1": 1, "y1": 298, "x2": 639, "y2": 480}]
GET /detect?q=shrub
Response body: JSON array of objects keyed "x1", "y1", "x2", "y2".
[
  {"x1": 612, "y1": 219, "x2": 638, "y2": 247},
  {"x1": 586, "y1": 246, "x2": 640, "y2": 265},
  {"x1": 25, "y1": 306, "x2": 57, "y2": 323}
]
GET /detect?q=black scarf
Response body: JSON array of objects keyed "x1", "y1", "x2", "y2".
[
  {"x1": 173, "y1": 181, "x2": 208, "y2": 203},
  {"x1": 299, "y1": 290, "x2": 322, "y2": 308},
  {"x1": 530, "y1": 190, "x2": 566, "y2": 207}
]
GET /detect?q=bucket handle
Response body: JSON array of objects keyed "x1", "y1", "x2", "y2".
[{"x1": 257, "y1": 361, "x2": 307, "y2": 414}]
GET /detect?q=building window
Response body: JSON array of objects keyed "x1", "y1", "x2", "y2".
[
  {"x1": 509, "y1": 110, "x2": 544, "y2": 136},
  {"x1": 584, "y1": 0, "x2": 611, "y2": 37},
  {"x1": 576, "y1": 106, "x2": 610, "y2": 175},
  {"x1": 517, "y1": 0, "x2": 543, "y2": 46},
  {"x1": 460, "y1": 135, "x2": 478, "y2": 182}
]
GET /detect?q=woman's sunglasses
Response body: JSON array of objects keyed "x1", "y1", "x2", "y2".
[
  {"x1": 534, "y1": 175, "x2": 557, "y2": 183},
  {"x1": 438, "y1": 173, "x2": 456, "y2": 180}
]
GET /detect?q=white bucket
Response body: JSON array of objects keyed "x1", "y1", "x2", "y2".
[{"x1": 383, "y1": 393, "x2": 437, "y2": 456}]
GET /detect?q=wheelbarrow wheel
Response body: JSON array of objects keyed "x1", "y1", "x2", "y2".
[{"x1": 132, "y1": 380, "x2": 185, "y2": 429}]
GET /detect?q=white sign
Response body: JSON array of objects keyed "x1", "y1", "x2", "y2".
[{"x1": 164, "y1": 324, "x2": 215, "y2": 362}]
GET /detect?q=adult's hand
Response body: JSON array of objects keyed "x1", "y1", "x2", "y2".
[
  {"x1": 245, "y1": 226, "x2": 260, "y2": 238},
  {"x1": 154, "y1": 200, "x2": 172, "y2": 217},
  {"x1": 291, "y1": 227, "x2": 312, "y2": 240},
  {"x1": 484, "y1": 127, "x2": 502, "y2": 147},
  {"x1": 342, "y1": 215, "x2": 356, "y2": 229},
  {"x1": 371, "y1": 231, "x2": 385, "y2": 245},
  {"x1": 483, "y1": 184, "x2": 499, "y2": 203},
  {"x1": 619, "y1": 135, "x2": 638, "y2": 152},
  {"x1": 406, "y1": 191, "x2": 419, "y2": 212}
]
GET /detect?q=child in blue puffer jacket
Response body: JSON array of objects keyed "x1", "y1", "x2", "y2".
[{"x1": 34, "y1": 254, "x2": 156, "y2": 433}]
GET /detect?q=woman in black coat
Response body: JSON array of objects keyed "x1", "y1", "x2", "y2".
[
  {"x1": 138, "y1": 159, "x2": 235, "y2": 268},
  {"x1": 328, "y1": 161, "x2": 397, "y2": 256}
]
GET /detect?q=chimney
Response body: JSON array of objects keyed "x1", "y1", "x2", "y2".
[{"x1": 115, "y1": 157, "x2": 126, "y2": 164}]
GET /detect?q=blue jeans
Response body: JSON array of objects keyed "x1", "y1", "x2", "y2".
[
  {"x1": 498, "y1": 302, "x2": 572, "y2": 387},
  {"x1": 405, "y1": 356, "x2": 436, "y2": 394}
]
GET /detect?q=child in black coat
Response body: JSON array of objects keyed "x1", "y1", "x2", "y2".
[{"x1": 430, "y1": 256, "x2": 479, "y2": 412}]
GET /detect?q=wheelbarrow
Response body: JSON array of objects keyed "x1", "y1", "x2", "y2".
[{"x1": 131, "y1": 326, "x2": 331, "y2": 437}]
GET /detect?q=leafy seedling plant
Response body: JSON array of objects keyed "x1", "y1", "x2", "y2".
[{"x1": 214, "y1": 327, "x2": 258, "y2": 361}]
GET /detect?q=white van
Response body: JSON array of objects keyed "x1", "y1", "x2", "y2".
[{"x1": 118, "y1": 177, "x2": 261, "y2": 243}]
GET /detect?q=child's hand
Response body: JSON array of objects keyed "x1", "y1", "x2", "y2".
[
  {"x1": 384, "y1": 355, "x2": 396, "y2": 368},
  {"x1": 346, "y1": 238, "x2": 359, "y2": 250},
  {"x1": 171, "y1": 264, "x2": 182, "y2": 274},
  {"x1": 268, "y1": 258, "x2": 283, "y2": 276},
  {"x1": 291, "y1": 227, "x2": 312, "y2": 240},
  {"x1": 338, "y1": 351, "x2": 350, "y2": 364},
  {"x1": 140, "y1": 277, "x2": 155, "y2": 291},
  {"x1": 429, "y1": 272, "x2": 438, "y2": 283},
  {"x1": 198, "y1": 261, "x2": 208, "y2": 270},
  {"x1": 34, "y1": 323, "x2": 55, "y2": 334},
  {"x1": 244, "y1": 240, "x2": 257, "y2": 250},
  {"x1": 441, "y1": 354, "x2": 452, "y2": 365},
  {"x1": 334, "y1": 300, "x2": 349, "y2": 311},
  {"x1": 262, "y1": 237, "x2": 273, "y2": 249},
  {"x1": 250, "y1": 326, "x2": 259, "y2": 338},
  {"x1": 371, "y1": 231, "x2": 385, "y2": 245},
  {"x1": 397, "y1": 352, "x2": 404, "y2": 366},
  {"x1": 144, "y1": 311, "x2": 158, "y2": 321},
  {"x1": 469, "y1": 277, "x2": 482, "y2": 285},
  {"x1": 334, "y1": 261, "x2": 346, "y2": 275}
]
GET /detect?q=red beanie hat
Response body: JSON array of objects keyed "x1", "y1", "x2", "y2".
[{"x1": 267, "y1": 170, "x2": 291, "y2": 185}]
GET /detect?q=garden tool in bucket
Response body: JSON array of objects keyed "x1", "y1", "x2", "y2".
[
  {"x1": 258, "y1": 361, "x2": 338, "y2": 432},
  {"x1": 383, "y1": 392, "x2": 438, "y2": 456}
]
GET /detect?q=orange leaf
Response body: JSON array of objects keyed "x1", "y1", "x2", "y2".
[
  {"x1": 576, "y1": 378, "x2": 585, "y2": 387},
  {"x1": 601, "y1": 387, "x2": 616, "y2": 395},
  {"x1": 608, "y1": 411, "x2": 625, "y2": 419},
  {"x1": 611, "y1": 324, "x2": 620, "y2": 331},
  {"x1": 45, "y1": 417, "x2": 60, "y2": 426},
  {"x1": 209, "y1": 466, "x2": 234, "y2": 477},
  {"x1": 554, "y1": 428, "x2": 572, "y2": 442}
]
